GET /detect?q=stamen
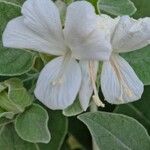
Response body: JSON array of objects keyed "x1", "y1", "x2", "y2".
[
  {"x1": 92, "y1": 95, "x2": 105, "y2": 107},
  {"x1": 111, "y1": 56, "x2": 133, "y2": 100},
  {"x1": 89, "y1": 61, "x2": 105, "y2": 107},
  {"x1": 51, "y1": 52, "x2": 71, "y2": 86}
]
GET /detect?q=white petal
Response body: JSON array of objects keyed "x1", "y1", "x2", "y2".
[
  {"x1": 3, "y1": 0, "x2": 66, "y2": 55},
  {"x1": 112, "y1": 16, "x2": 150, "y2": 53},
  {"x1": 98, "y1": 14, "x2": 119, "y2": 38},
  {"x1": 34, "y1": 56, "x2": 81, "y2": 110},
  {"x1": 64, "y1": 1, "x2": 112, "y2": 60},
  {"x1": 101, "y1": 54, "x2": 144, "y2": 104},
  {"x1": 79, "y1": 61, "x2": 98, "y2": 111}
]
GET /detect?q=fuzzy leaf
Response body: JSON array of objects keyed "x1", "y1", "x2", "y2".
[
  {"x1": 99, "y1": 0, "x2": 136, "y2": 16},
  {"x1": 0, "y1": 124, "x2": 38, "y2": 150},
  {"x1": 0, "y1": 78, "x2": 33, "y2": 115},
  {"x1": 78, "y1": 112, "x2": 150, "y2": 150},
  {"x1": 39, "y1": 110, "x2": 68, "y2": 150},
  {"x1": 15, "y1": 104, "x2": 51, "y2": 143},
  {"x1": 114, "y1": 86, "x2": 150, "y2": 134}
]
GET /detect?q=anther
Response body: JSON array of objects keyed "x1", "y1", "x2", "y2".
[{"x1": 92, "y1": 95, "x2": 105, "y2": 107}]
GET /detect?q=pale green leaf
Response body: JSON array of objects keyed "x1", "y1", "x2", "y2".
[
  {"x1": 0, "y1": 78, "x2": 33, "y2": 114},
  {"x1": 39, "y1": 110, "x2": 68, "y2": 150},
  {"x1": 0, "y1": 108, "x2": 14, "y2": 119},
  {"x1": 0, "y1": 124, "x2": 38, "y2": 150},
  {"x1": 63, "y1": 99, "x2": 83, "y2": 117},
  {"x1": 5, "y1": 78, "x2": 33, "y2": 111},
  {"x1": 0, "y1": 112, "x2": 14, "y2": 119},
  {"x1": 15, "y1": 104, "x2": 51, "y2": 143},
  {"x1": 99, "y1": 0, "x2": 136, "y2": 16},
  {"x1": 114, "y1": 86, "x2": 150, "y2": 134},
  {"x1": 78, "y1": 112, "x2": 150, "y2": 150},
  {"x1": 0, "y1": 45, "x2": 37, "y2": 76},
  {"x1": 0, "y1": 91, "x2": 23, "y2": 114}
]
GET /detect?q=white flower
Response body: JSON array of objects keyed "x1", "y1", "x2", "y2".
[
  {"x1": 3, "y1": 0, "x2": 111, "y2": 110},
  {"x1": 99, "y1": 15, "x2": 150, "y2": 104}
]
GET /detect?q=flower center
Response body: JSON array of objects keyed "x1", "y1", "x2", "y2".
[{"x1": 89, "y1": 61, "x2": 105, "y2": 107}]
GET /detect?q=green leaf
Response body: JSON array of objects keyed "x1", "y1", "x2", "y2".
[
  {"x1": 121, "y1": 46, "x2": 150, "y2": 85},
  {"x1": 114, "y1": 86, "x2": 150, "y2": 134},
  {"x1": 0, "y1": 83, "x2": 6, "y2": 92},
  {"x1": 99, "y1": 0, "x2": 136, "y2": 16},
  {"x1": 0, "y1": 2, "x2": 36, "y2": 76},
  {"x1": 15, "y1": 104, "x2": 51, "y2": 143},
  {"x1": 78, "y1": 112, "x2": 150, "y2": 150},
  {"x1": 5, "y1": 78, "x2": 33, "y2": 110},
  {"x1": 0, "y1": 124, "x2": 38, "y2": 150},
  {"x1": 39, "y1": 53, "x2": 55, "y2": 65},
  {"x1": 0, "y1": 110, "x2": 14, "y2": 119},
  {"x1": 63, "y1": 99, "x2": 83, "y2": 117},
  {"x1": 132, "y1": 0, "x2": 150, "y2": 18},
  {"x1": 0, "y1": 78, "x2": 33, "y2": 115},
  {"x1": 0, "y1": 91, "x2": 21, "y2": 114},
  {"x1": 0, "y1": 1, "x2": 20, "y2": 37},
  {"x1": 0, "y1": 0, "x2": 24, "y2": 7},
  {"x1": 39, "y1": 110, "x2": 68, "y2": 150},
  {"x1": 0, "y1": 117, "x2": 13, "y2": 127},
  {"x1": 86, "y1": 0, "x2": 100, "y2": 14}
]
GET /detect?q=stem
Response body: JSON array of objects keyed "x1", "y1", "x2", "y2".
[{"x1": 90, "y1": 102, "x2": 100, "y2": 150}]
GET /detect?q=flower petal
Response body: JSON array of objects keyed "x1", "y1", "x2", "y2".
[
  {"x1": 3, "y1": 0, "x2": 66, "y2": 55},
  {"x1": 64, "y1": 1, "x2": 111, "y2": 60},
  {"x1": 101, "y1": 54, "x2": 144, "y2": 104},
  {"x1": 79, "y1": 61, "x2": 98, "y2": 111},
  {"x1": 34, "y1": 56, "x2": 81, "y2": 110},
  {"x1": 112, "y1": 16, "x2": 150, "y2": 53},
  {"x1": 98, "y1": 14, "x2": 119, "y2": 39}
]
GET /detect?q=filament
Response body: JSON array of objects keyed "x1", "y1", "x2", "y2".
[
  {"x1": 89, "y1": 61, "x2": 105, "y2": 107},
  {"x1": 111, "y1": 55, "x2": 133, "y2": 101}
]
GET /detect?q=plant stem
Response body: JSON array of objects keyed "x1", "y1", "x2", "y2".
[{"x1": 90, "y1": 101, "x2": 100, "y2": 150}]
